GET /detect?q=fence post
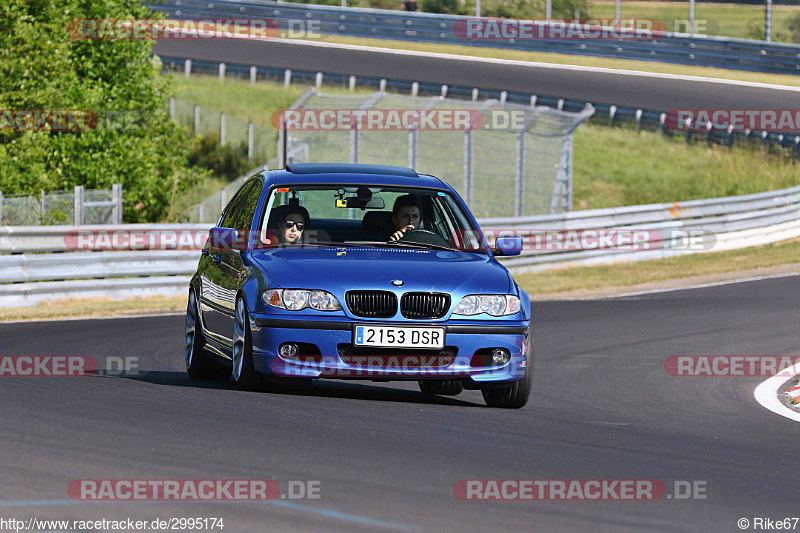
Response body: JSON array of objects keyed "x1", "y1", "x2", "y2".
[
  {"x1": 250, "y1": 66, "x2": 257, "y2": 85},
  {"x1": 184, "y1": 59, "x2": 192, "y2": 78},
  {"x1": 112, "y1": 184, "x2": 123, "y2": 224},
  {"x1": 219, "y1": 62, "x2": 226, "y2": 80},
  {"x1": 169, "y1": 97, "x2": 175, "y2": 120},
  {"x1": 40, "y1": 189, "x2": 45, "y2": 225},
  {"x1": 515, "y1": 129, "x2": 525, "y2": 217},
  {"x1": 463, "y1": 130, "x2": 473, "y2": 205},
  {"x1": 74, "y1": 185, "x2": 84, "y2": 225},
  {"x1": 284, "y1": 69, "x2": 292, "y2": 88},
  {"x1": 194, "y1": 105, "x2": 200, "y2": 134},
  {"x1": 350, "y1": 124, "x2": 359, "y2": 164},
  {"x1": 0, "y1": 191, "x2": 3, "y2": 225},
  {"x1": 248, "y1": 121, "x2": 254, "y2": 162},
  {"x1": 408, "y1": 129, "x2": 418, "y2": 169},
  {"x1": 220, "y1": 112, "x2": 226, "y2": 146}
]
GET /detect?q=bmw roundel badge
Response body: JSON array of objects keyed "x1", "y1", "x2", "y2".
[{"x1": 391, "y1": 279, "x2": 404, "y2": 287}]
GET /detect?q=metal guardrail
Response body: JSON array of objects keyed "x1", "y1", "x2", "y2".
[
  {"x1": 1, "y1": 186, "x2": 798, "y2": 306},
  {"x1": 158, "y1": 56, "x2": 800, "y2": 157},
  {"x1": 148, "y1": 0, "x2": 800, "y2": 75}
]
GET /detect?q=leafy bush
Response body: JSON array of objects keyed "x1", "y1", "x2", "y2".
[
  {"x1": 0, "y1": 0, "x2": 207, "y2": 222},
  {"x1": 187, "y1": 134, "x2": 251, "y2": 182},
  {"x1": 484, "y1": 0, "x2": 591, "y2": 19}
]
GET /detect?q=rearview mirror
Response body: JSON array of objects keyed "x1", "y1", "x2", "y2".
[{"x1": 338, "y1": 197, "x2": 385, "y2": 209}]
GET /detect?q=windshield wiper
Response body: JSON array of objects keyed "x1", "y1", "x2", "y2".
[{"x1": 344, "y1": 240, "x2": 459, "y2": 252}]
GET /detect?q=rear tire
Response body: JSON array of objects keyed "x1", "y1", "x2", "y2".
[
  {"x1": 185, "y1": 290, "x2": 230, "y2": 381},
  {"x1": 482, "y1": 325, "x2": 533, "y2": 409},
  {"x1": 232, "y1": 297, "x2": 261, "y2": 391},
  {"x1": 418, "y1": 380, "x2": 464, "y2": 396}
]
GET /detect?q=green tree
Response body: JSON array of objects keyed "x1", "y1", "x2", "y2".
[{"x1": 0, "y1": 0, "x2": 204, "y2": 222}]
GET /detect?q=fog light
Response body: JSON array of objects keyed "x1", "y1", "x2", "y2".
[
  {"x1": 491, "y1": 348, "x2": 510, "y2": 366},
  {"x1": 279, "y1": 343, "x2": 299, "y2": 358}
]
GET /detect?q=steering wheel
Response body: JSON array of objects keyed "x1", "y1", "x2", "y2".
[{"x1": 399, "y1": 228, "x2": 451, "y2": 247}]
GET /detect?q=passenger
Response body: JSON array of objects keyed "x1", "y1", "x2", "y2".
[
  {"x1": 262, "y1": 205, "x2": 310, "y2": 245},
  {"x1": 389, "y1": 194, "x2": 422, "y2": 241}
]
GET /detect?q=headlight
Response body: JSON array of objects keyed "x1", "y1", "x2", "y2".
[
  {"x1": 263, "y1": 289, "x2": 342, "y2": 311},
  {"x1": 454, "y1": 295, "x2": 520, "y2": 316}
]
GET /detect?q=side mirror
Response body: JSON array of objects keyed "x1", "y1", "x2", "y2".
[
  {"x1": 494, "y1": 235, "x2": 523, "y2": 256},
  {"x1": 208, "y1": 227, "x2": 242, "y2": 250}
]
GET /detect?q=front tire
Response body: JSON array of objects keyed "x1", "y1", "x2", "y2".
[
  {"x1": 482, "y1": 325, "x2": 533, "y2": 409},
  {"x1": 185, "y1": 289, "x2": 229, "y2": 381},
  {"x1": 232, "y1": 297, "x2": 260, "y2": 391}
]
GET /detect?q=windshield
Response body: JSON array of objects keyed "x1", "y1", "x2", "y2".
[{"x1": 259, "y1": 185, "x2": 485, "y2": 253}]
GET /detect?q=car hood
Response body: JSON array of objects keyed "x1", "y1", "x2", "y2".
[{"x1": 249, "y1": 246, "x2": 513, "y2": 295}]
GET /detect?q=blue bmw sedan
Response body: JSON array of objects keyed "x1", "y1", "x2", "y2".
[{"x1": 185, "y1": 163, "x2": 532, "y2": 408}]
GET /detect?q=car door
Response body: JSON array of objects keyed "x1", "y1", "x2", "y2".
[{"x1": 199, "y1": 180, "x2": 257, "y2": 347}]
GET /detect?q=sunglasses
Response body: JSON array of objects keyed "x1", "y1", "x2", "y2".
[{"x1": 282, "y1": 220, "x2": 305, "y2": 231}]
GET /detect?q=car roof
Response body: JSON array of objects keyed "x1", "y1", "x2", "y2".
[{"x1": 264, "y1": 163, "x2": 448, "y2": 190}]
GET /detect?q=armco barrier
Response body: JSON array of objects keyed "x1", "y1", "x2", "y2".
[
  {"x1": 148, "y1": 0, "x2": 800, "y2": 74},
  {"x1": 0, "y1": 186, "x2": 798, "y2": 306}
]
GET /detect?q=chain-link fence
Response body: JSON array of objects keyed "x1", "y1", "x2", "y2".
[
  {"x1": 0, "y1": 185, "x2": 122, "y2": 226},
  {"x1": 279, "y1": 91, "x2": 594, "y2": 218},
  {"x1": 170, "y1": 98, "x2": 275, "y2": 164},
  {"x1": 181, "y1": 91, "x2": 593, "y2": 222}
]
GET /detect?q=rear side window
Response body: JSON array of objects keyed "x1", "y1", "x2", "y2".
[
  {"x1": 232, "y1": 180, "x2": 263, "y2": 231},
  {"x1": 219, "y1": 181, "x2": 256, "y2": 229}
]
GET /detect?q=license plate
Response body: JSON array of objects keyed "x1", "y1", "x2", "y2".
[{"x1": 353, "y1": 325, "x2": 445, "y2": 349}]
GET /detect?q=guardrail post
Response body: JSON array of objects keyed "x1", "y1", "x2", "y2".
[
  {"x1": 441, "y1": 85, "x2": 448, "y2": 98},
  {"x1": 184, "y1": 59, "x2": 192, "y2": 78},
  {"x1": 250, "y1": 66, "x2": 257, "y2": 85},
  {"x1": 635, "y1": 108, "x2": 643, "y2": 130},
  {"x1": 284, "y1": 69, "x2": 292, "y2": 88},
  {"x1": 463, "y1": 130, "x2": 473, "y2": 205},
  {"x1": 248, "y1": 121, "x2": 254, "y2": 162},
  {"x1": 194, "y1": 105, "x2": 200, "y2": 134},
  {"x1": 411, "y1": 82, "x2": 419, "y2": 97},
  {"x1": 500, "y1": 91, "x2": 507, "y2": 105},
  {"x1": 219, "y1": 62, "x2": 226, "y2": 80},
  {"x1": 659, "y1": 112, "x2": 667, "y2": 134},
  {"x1": 472, "y1": 88, "x2": 479, "y2": 102},
  {"x1": 609, "y1": 105, "x2": 617, "y2": 126},
  {"x1": 349, "y1": 76, "x2": 356, "y2": 91},
  {"x1": 315, "y1": 72, "x2": 323, "y2": 89},
  {"x1": 220, "y1": 112, "x2": 226, "y2": 146},
  {"x1": 169, "y1": 97, "x2": 175, "y2": 120},
  {"x1": 515, "y1": 129, "x2": 525, "y2": 217},
  {"x1": 408, "y1": 128, "x2": 418, "y2": 169},
  {"x1": 74, "y1": 186, "x2": 84, "y2": 225},
  {"x1": 685, "y1": 118, "x2": 693, "y2": 145},
  {"x1": 112, "y1": 184, "x2": 122, "y2": 224},
  {"x1": 350, "y1": 124, "x2": 359, "y2": 164},
  {"x1": 379, "y1": 79, "x2": 387, "y2": 92},
  {"x1": 530, "y1": 95, "x2": 537, "y2": 107},
  {"x1": 557, "y1": 98, "x2": 564, "y2": 111}
]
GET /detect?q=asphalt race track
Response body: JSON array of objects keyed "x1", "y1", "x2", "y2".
[
  {"x1": 0, "y1": 275, "x2": 798, "y2": 531},
  {"x1": 153, "y1": 38, "x2": 800, "y2": 112}
]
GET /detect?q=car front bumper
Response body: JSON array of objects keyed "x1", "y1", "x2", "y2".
[{"x1": 250, "y1": 316, "x2": 530, "y2": 386}]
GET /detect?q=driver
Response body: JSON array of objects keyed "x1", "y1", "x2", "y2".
[{"x1": 389, "y1": 194, "x2": 422, "y2": 242}]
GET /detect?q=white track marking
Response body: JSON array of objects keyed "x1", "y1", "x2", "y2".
[
  {"x1": 602, "y1": 271, "x2": 800, "y2": 299},
  {"x1": 754, "y1": 362, "x2": 800, "y2": 423},
  {"x1": 266, "y1": 37, "x2": 800, "y2": 92}
]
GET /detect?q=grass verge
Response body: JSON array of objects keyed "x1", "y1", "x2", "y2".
[
  {"x1": 515, "y1": 238, "x2": 800, "y2": 298},
  {"x1": 0, "y1": 296, "x2": 186, "y2": 322}
]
